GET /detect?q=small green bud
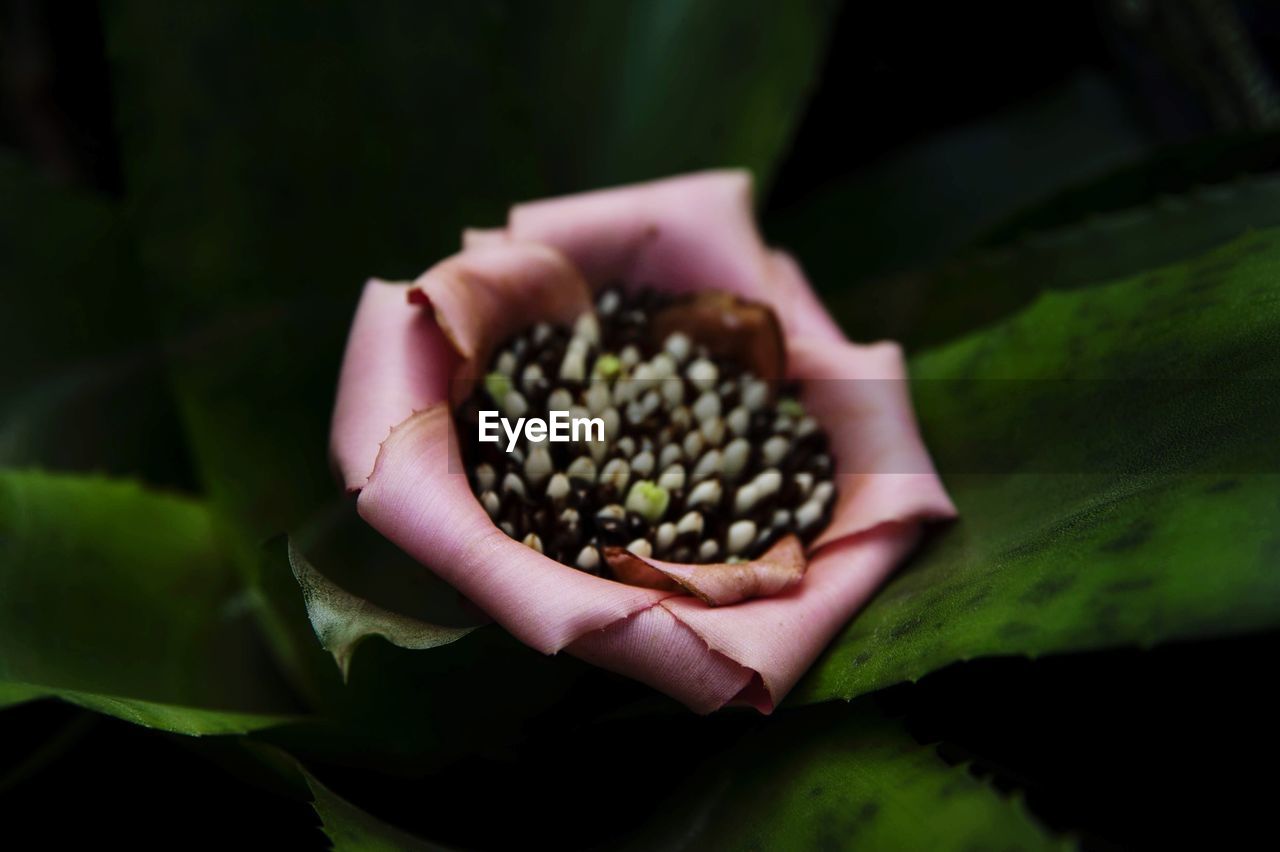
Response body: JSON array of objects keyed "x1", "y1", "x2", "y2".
[
  {"x1": 594, "y1": 353, "x2": 622, "y2": 381},
  {"x1": 485, "y1": 372, "x2": 512, "y2": 404},
  {"x1": 624, "y1": 480, "x2": 670, "y2": 524},
  {"x1": 777, "y1": 396, "x2": 805, "y2": 418}
]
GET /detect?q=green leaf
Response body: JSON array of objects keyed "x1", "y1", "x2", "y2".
[
  {"x1": 0, "y1": 682, "x2": 46, "y2": 711},
  {"x1": 623, "y1": 704, "x2": 1062, "y2": 851},
  {"x1": 5, "y1": 685, "x2": 291, "y2": 736},
  {"x1": 516, "y1": 0, "x2": 840, "y2": 191},
  {"x1": 103, "y1": 0, "x2": 837, "y2": 542},
  {"x1": 977, "y1": 130, "x2": 1280, "y2": 246},
  {"x1": 767, "y1": 71, "x2": 1147, "y2": 290},
  {"x1": 0, "y1": 469, "x2": 297, "y2": 734},
  {"x1": 303, "y1": 769, "x2": 451, "y2": 852},
  {"x1": 0, "y1": 154, "x2": 190, "y2": 484},
  {"x1": 838, "y1": 171, "x2": 1280, "y2": 348},
  {"x1": 287, "y1": 539, "x2": 479, "y2": 682},
  {"x1": 795, "y1": 228, "x2": 1280, "y2": 704},
  {"x1": 242, "y1": 507, "x2": 600, "y2": 772}
]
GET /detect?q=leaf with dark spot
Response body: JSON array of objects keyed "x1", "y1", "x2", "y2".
[
  {"x1": 616, "y1": 704, "x2": 1062, "y2": 851},
  {"x1": 796, "y1": 230, "x2": 1280, "y2": 704}
]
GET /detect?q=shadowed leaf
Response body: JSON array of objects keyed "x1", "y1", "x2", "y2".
[
  {"x1": 303, "y1": 768, "x2": 452, "y2": 852},
  {"x1": 796, "y1": 228, "x2": 1280, "y2": 704},
  {"x1": 0, "y1": 470, "x2": 297, "y2": 734},
  {"x1": 0, "y1": 154, "x2": 190, "y2": 484},
  {"x1": 622, "y1": 704, "x2": 1063, "y2": 851},
  {"x1": 287, "y1": 539, "x2": 479, "y2": 681}
]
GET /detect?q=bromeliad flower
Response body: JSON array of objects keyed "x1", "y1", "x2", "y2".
[{"x1": 330, "y1": 171, "x2": 955, "y2": 712}]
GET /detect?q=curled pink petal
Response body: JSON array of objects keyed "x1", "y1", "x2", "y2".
[
  {"x1": 767, "y1": 249, "x2": 848, "y2": 344},
  {"x1": 474, "y1": 173, "x2": 849, "y2": 345},
  {"x1": 331, "y1": 172, "x2": 957, "y2": 714},
  {"x1": 408, "y1": 242, "x2": 593, "y2": 402},
  {"x1": 505, "y1": 170, "x2": 766, "y2": 299},
  {"x1": 570, "y1": 524, "x2": 920, "y2": 713},
  {"x1": 663, "y1": 523, "x2": 923, "y2": 712},
  {"x1": 330, "y1": 279, "x2": 458, "y2": 490},
  {"x1": 789, "y1": 338, "x2": 957, "y2": 549},
  {"x1": 357, "y1": 405, "x2": 677, "y2": 654},
  {"x1": 568, "y1": 604, "x2": 753, "y2": 714},
  {"x1": 605, "y1": 535, "x2": 807, "y2": 607},
  {"x1": 461, "y1": 228, "x2": 507, "y2": 249}
]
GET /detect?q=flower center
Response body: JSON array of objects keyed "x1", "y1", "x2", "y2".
[{"x1": 456, "y1": 287, "x2": 836, "y2": 575}]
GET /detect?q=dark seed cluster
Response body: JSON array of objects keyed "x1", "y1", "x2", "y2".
[{"x1": 456, "y1": 287, "x2": 837, "y2": 576}]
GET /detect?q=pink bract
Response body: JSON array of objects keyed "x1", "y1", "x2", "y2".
[{"x1": 330, "y1": 171, "x2": 955, "y2": 712}]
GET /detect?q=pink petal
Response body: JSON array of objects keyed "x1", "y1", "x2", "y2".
[
  {"x1": 570, "y1": 524, "x2": 921, "y2": 713},
  {"x1": 506, "y1": 170, "x2": 765, "y2": 298},
  {"x1": 330, "y1": 279, "x2": 458, "y2": 491},
  {"x1": 662, "y1": 523, "x2": 923, "y2": 712},
  {"x1": 461, "y1": 228, "x2": 507, "y2": 249},
  {"x1": 604, "y1": 535, "x2": 807, "y2": 606},
  {"x1": 767, "y1": 250, "x2": 848, "y2": 344},
  {"x1": 789, "y1": 338, "x2": 957, "y2": 549},
  {"x1": 472, "y1": 172, "x2": 850, "y2": 345},
  {"x1": 334, "y1": 174, "x2": 958, "y2": 713},
  {"x1": 356, "y1": 405, "x2": 677, "y2": 655},
  {"x1": 568, "y1": 603, "x2": 754, "y2": 714},
  {"x1": 408, "y1": 242, "x2": 593, "y2": 403}
]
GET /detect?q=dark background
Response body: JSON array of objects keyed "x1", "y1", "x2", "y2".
[{"x1": 3, "y1": 1, "x2": 1279, "y2": 849}]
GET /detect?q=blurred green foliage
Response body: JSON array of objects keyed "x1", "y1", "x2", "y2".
[{"x1": 2, "y1": 0, "x2": 1280, "y2": 847}]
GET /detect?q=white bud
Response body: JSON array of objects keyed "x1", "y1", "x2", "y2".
[
  {"x1": 601, "y1": 458, "x2": 630, "y2": 493},
  {"x1": 627, "y1": 538, "x2": 652, "y2": 559},
  {"x1": 502, "y1": 472, "x2": 525, "y2": 498},
  {"x1": 687, "y1": 358, "x2": 718, "y2": 391},
  {"x1": 548, "y1": 388, "x2": 574, "y2": 412},
  {"x1": 496, "y1": 350, "x2": 518, "y2": 376},
  {"x1": 657, "y1": 464, "x2": 686, "y2": 493},
  {"x1": 693, "y1": 391, "x2": 721, "y2": 423},
  {"x1": 762, "y1": 435, "x2": 790, "y2": 467},
  {"x1": 700, "y1": 417, "x2": 725, "y2": 446},
  {"x1": 567, "y1": 456, "x2": 596, "y2": 483},
  {"x1": 576, "y1": 545, "x2": 600, "y2": 571},
  {"x1": 664, "y1": 332, "x2": 692, "y2": 362},
  {"x1": 722, "y1": 438, "x2": 751, "y2": 480},
  {"x1": 794, "y1": 471, "x2": 814, "y2": 498},
  {"x1": 632, "y1": 450, "x2": 655, "y2": 478},
  {"x1": 753, "y1": 468, "x2": 783, "y2": 497},
  {"x1": 655, "y1": 523, "x2": 677, "y2": 552},
  {"x1": 796, "y1": 498, "x2": 824, "y2": 530},
  {"x1": 686, "y1": 479, "x2": 722, "y2": 509},
  {"x1": 693, "y1": 449, "x2": 722, "y2": 481},
  {"x1": 504, "y1": 390, "x2": 528, "y2": 419},
  {"x1": 546, "y1": 472, "x2": 570, "y2": 501},
  {"x1": 524, "y1": 447, "x2": 553, "y2": 486},
  {"x1": 658, "y1": 443, "x2": 683, "y2": 469},
  {"x1": 742, "y1": 379, "x2": 768, "y2": 411},
  {"x1": 676, "y1": 510, "x2": 704, "y2": 537},
  {"x1": 574, "y1": 312, "x2": 600, "y2": 345},
  {"x1": 727, "y1": 520, "x2": 757, "y2": 555},
  {"x1": 585, "y1": 381, "x2": 610, "y2": 415}
]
